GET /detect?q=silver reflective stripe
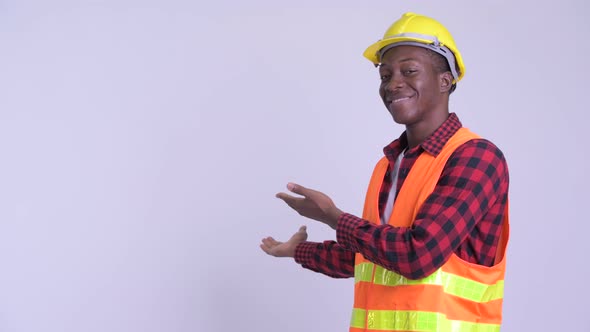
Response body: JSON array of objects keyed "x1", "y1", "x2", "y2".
[{"x1": 378, "y1": 33, "x2": 459, "y2": 81}]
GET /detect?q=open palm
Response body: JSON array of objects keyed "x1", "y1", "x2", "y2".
[{"x1": 260, "y1": 226, "x2": 308, "y2": 258}]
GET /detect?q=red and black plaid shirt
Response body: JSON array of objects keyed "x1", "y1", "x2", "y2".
[{"x1": 294, "y1": 113, "x2": 509, "y2": 279}]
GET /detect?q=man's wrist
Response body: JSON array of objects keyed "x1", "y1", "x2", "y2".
[
  {"x1": 327, "y1": 207, "x2": 344, "y2": 229},
  {"x1": 293, "y1": 241, "x2": 312, "y2": 264},
  {"x1": 335, "y1": 212, "x2": 362, "y2": 251}
]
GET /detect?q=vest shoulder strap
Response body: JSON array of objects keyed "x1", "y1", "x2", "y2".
[{"x1": 388, "y1": 127, "x2": 480, "y2": 227}]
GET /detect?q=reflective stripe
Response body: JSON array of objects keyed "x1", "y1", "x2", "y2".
[
  {"x1": 351, "y1": 308, "x2": 501, "y2": 332},
  {"x1": 355, "y1": 261, "x2": 374, "y2": 282},
  {"x1": 355, "y1": 263, "x2": 504, "y2": 303},
  {"x1": 350, "y1": 308, "x2": 366, "y2": 329}
]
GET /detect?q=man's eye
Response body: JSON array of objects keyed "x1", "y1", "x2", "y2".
[
  {"x1": 380, "y1": 75, "x2": 390, "y2": 81},
  {"x1": 403, "y1": 69, "x2": 417, "y2": 75}
]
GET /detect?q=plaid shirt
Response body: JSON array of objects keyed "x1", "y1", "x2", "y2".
[{"x1": 294, "y1": 113, "x2": 509, "y2": 279}]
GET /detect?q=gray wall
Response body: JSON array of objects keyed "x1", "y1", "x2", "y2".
[{"x1": 1, "y1": 0, "x2": 588, "y2": 331}]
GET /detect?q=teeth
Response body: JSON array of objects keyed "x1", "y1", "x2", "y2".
[{"x1": 393, "y1": 97, "x2": 410, "y2": 103}]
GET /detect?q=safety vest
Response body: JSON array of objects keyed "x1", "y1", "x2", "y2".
[{"x1": 350, "y1": 127, "x2": 510, "y2": 332}]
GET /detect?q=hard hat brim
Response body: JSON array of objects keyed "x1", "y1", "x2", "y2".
[
  {"x1": 363, "y1": 37, "x2": 465, "y2": 82},
  {"x1": 363, "y1": 36, "x2": 436, "y2": 64}
]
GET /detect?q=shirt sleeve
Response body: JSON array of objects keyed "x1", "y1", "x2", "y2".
[
  {"x1": 293, "y1": 241, "x2": 355, "y2": 278},
  {"x1": 336, "y1": 139, "x2": 509, "y2": 280}
]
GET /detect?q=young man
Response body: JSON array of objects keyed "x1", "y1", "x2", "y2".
[{"x1": 261, "y1": 12, "x2": 510, "y2": 332}]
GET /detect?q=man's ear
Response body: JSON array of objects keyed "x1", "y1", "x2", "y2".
[{"x1": 439, "y1": 71, "x2": 454, "y2": 93}]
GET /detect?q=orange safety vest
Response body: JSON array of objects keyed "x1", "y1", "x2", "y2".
[{"x1": 350, "y1": 127, "x2": 509, "y2": 332}]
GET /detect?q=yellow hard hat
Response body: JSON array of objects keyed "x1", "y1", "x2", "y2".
[{"x1": 364, "y1": 12, "x2": 465, "y2": 83}]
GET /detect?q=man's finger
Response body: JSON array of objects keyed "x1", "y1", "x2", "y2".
[
  {"x1": 266, "y1": 237, "x2": 281, "y2": 246},
  {"x1": 275, "y1": 192, "x2": 302, "y2": 208},
  {"x1": 261, "y1": 237, "x2": 279, "y2": 247},
  {"x1": 259, "y1": 243, "x2": 274, "y2": 256},
  {"x1": 287, "y1": 182, "x2": 314, "y2": 197},
  {"x1": 288, "y1": 183, "x2": 323, "y2": 202}
]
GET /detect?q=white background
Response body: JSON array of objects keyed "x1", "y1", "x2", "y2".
[{"x1": 1, "y1": 0, "x2": 589, "y2": 331}]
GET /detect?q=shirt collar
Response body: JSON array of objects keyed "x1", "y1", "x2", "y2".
[{"x1": 383, "y1": 113, "x2": 463, "y2": 160}]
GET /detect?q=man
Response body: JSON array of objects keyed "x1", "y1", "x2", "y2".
[{"x1": 260, "y1": 12, "x2": 510, "y2": 332}]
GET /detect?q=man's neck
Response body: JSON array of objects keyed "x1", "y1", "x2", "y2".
[{"x1": 405, "y1": 111, "x2": 450, "y2": 149}]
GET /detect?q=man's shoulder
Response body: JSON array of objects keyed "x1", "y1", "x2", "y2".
[{"x1": 448, "y1": 137, "x2": 509, "y2": 171}]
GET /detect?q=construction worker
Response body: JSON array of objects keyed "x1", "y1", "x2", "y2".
[{"x1": 260, "y1": 12, "x2": 510, "y2": 332}]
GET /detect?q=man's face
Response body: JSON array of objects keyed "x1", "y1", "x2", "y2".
[{"x1": 378, "y1": 45, "x2": 448, "y2": 126}]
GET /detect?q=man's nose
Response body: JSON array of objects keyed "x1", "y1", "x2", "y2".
[{"x1": 385, "y1": 74, "x2": 404, "y2": 92}]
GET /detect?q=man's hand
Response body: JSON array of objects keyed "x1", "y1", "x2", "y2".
[
  {"x1": 260, "y1": 226, "x2": 308, "y2": 258},
  {"x1": 275, "y1": 182, "x2": 343, "y2": 229}
]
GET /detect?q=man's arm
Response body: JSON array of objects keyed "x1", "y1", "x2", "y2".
[
  {"x1": 336, "y1": 139, "x2": 509, "y2": 279},
  {"x1": 260, "y1": 227, "x2": 355, "y2": 278},
  {"x1": 294, "y1": 241, "x2": 355, "y2": 278}
]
